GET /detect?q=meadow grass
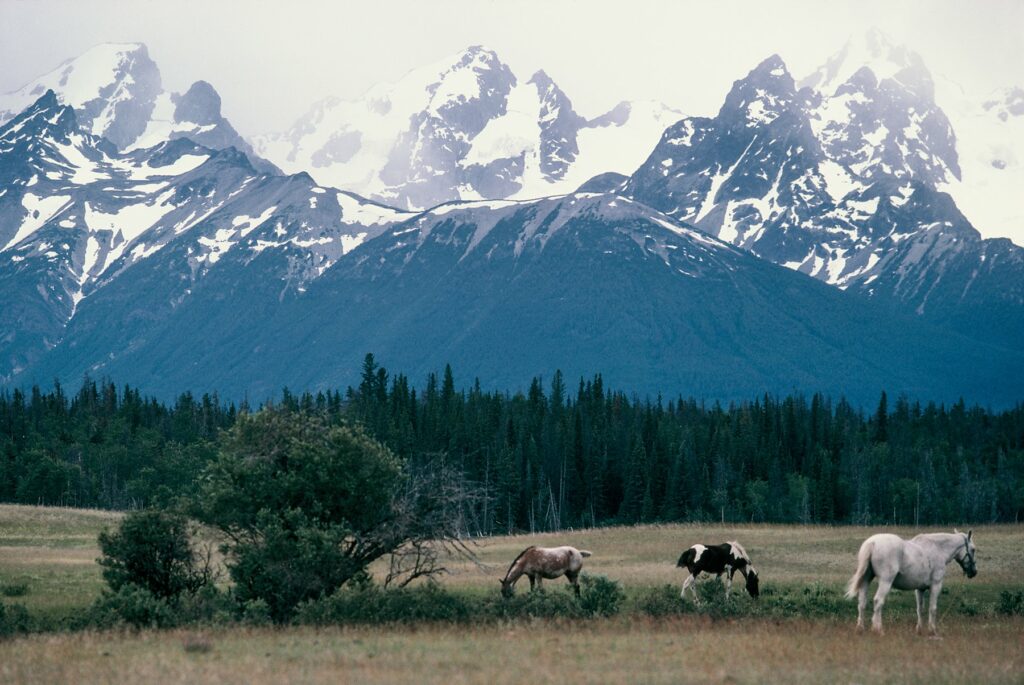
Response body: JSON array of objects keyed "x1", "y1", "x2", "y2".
[
  {"x1": 1, "y1": 504, "x2": 1023, "y2": 683},
  {"x1": 1, "y1": 618, "x2": 1022, "y2": 684}
]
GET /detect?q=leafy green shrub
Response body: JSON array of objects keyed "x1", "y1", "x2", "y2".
[
  {"x1": 0, "y1": 600, "x2": 31, "y2": 636},
  {"x1": 97, "y1": 510, "x2": 213, "y2": 600},
  {"x1": 240, "y1": 598, "x2": 273, "y2": 626},
  {"x1": 176, "y1": 585, "x2": 236, "y2": 625},
  {"x1": 226, "y1": 509, "x2": 364, "y2": 623},
  {"x1": 487, "y1": 587, "x2": 584, "y2": 620},
  {"x1": 86, "y1": 585, "x2": 176, "y2": 629},
  {"x1": 1, "y1": 583, "x2": 29, "y2": 598},
  {"x1": 954, "y1": 597, "x2": 983, "y2": 617},
  {"x1": 295, "y1": 584, "x2": 472, "y2": 625},
  {"x1": 193, "y1": 410, "x2": 409, "y2": 622},
  {"x1": 997, "y1": 590, "x2": 1024, "y2": 616},
  {"x1": 578, "y1": 574, "x2": 625, "y2": 617},
  {"x1": 637, "y1": 584, "x2": 692, "y2": 617}
]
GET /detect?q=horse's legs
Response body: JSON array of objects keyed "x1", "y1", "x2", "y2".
[
  {"x1": 566, "y1": 570, "x2": 580, "y2": 597},
  {"x1": 535, "y1": 576, "x2": 543, "y2": 591},
  {"x1": 872, "y1": 576, "x2": 894, "y2": 634},
  {"x1": 915, "y1": 589, "x2": 925, "y2": 634},
  {"x1": 528, "y1": 574, "x2": 536, "y2": 591},
  {"x1": 856, "y1": 582, "x2": 869, "y2": 631},
  {"x1": 928, "y1": 582, "x2": 942, "y2": 635},
  {"x1": 680, "y1": 573, "x2": 698, "y2": 602},
  {"x1": 725, "y1": 568, "x2": 735, "y2": 599}
]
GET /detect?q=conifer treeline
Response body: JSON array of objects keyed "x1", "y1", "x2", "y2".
[{"x1": 2, "y1": 357, "x2": 1023, "y2": 528}]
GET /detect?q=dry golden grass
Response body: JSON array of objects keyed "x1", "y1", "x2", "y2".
[
  {"x1": 421, "y1": 522, "x2": 1024, "y2": 596},
  {"x1": 2, "y1": 504, "x2": 1023, "y2": 684},
  {"x1": 2, "y1": 618, "x2": 1022, "y2": 684}
]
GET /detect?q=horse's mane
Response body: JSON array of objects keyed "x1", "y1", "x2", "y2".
[
  {"x1": 503, "y1": 545, "x2": 536, "y2": 580},
  {"x1": 728, "y1": 540, "x2": 750, "y2": 561}
]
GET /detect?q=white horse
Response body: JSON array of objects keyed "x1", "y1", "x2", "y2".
[{"x1": 846, "y1": 529, "x2": 977, "y2": 635}]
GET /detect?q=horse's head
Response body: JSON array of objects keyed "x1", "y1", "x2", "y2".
[
  {"x1": 499, "y1": 578, "x2": 515, "y2": 599},
  {"x1": 745, "y1": 567, "x2": 760, "y2": 598},
  {"x1": 954, "y1": 529, "x2": 977, "y2": 579}
]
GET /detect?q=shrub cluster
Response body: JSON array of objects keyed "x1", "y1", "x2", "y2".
[
  {"x1": 295, "y1": 574, "x2": 625, "y2": 627},
  {"x1": 997, "y1": 590, "x2": 1024, "y2": 616},
  {"x1": 0, "y1": 600, "x2": 30, "y2": 636}
]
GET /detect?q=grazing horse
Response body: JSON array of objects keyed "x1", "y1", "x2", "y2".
[
  {"x1": 500, "y1": 545, "x2": 592, "y2": 598},
  {"x1": 677, "y1": 541, "x2": 759, "y2": 602},
  {"x1": 846, "y1": 529, "x2": 977, "y2": 635}
]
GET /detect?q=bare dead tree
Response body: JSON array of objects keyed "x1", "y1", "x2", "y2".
[{"x1": 382, "y1": 463, "x2": 491, "y2": 588}]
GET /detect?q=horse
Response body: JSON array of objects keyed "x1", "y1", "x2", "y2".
[
  {"x1": 677, "y1": 541, "x2": 759, "y2": 602},
  {"x1": 499, "y1": 545, "x2": 592, "y2": 598},
  {"x1": 845, "y1": 529, "x2": 977, "y2": 635}
]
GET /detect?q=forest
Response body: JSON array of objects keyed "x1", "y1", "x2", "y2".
[{"x1": 1, "y1": 354, "x2": 1022, "y2": 529}]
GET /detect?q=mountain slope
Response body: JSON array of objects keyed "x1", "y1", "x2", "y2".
[{"x1": 26, "y1": 192, "x2": 1024, "y2": 405}]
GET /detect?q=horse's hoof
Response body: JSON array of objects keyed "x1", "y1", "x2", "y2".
[{"x1": 927, "y1": 635, "x2": 943, "y2": 641}]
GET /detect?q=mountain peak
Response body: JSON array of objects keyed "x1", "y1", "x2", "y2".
[
  {"x1": 173, "y1": 80, "x2": 222, "y2": 126},
  {"x1": 799, "y1": 29, "x2": 929, "y2": 97},
  {"x1": 0, "y1": 90, "x2": 78, "y2": 143},
  {"x1": 718, "y1": 55, "x2": 796, "y2": 125}
]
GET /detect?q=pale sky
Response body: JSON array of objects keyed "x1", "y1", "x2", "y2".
[{"x1": 1, "y1": 0, "x2": 1021, "y2": 136}]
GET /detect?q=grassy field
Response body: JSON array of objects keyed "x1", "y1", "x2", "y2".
[{"x1": 2, "y1": 504, "x2": 1023, "y2": 683}]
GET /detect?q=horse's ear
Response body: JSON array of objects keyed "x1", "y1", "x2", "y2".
[
  {"x1": 967, "y1": 529, "x2": 973, "y2": 541},
  {"x1": 953, "y1": 527, "x2": 960, "y2": 534}
]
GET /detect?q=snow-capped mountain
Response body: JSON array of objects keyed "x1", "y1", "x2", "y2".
[
  {"x1": 251, "y1": 46, "x2": 681, "y2": 210},
  {"x1": 0, "y1": 43, "x2": 278, "y2": 173},
  {"x1": 0, "y1": 91, "x2": 408, "y2": 381},
  {"x1": 624, "y1": 31, "x2": 1024, "y2": 352},
  {"x1": 1, "y1": 36, "x2": 1021, "y2": 405},
  {"x1": 27, "y1": 189, "x2": 1023, "y2": 405}
]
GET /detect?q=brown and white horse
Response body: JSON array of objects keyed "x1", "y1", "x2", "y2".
[{"x1": 500, "y1": 545, "x2": 592, "y2": 598}]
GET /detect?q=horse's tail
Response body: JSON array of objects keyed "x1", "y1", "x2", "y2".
[
  {"x1": 578, "y1": 550, "x2": 593, "y2": 558},
  {"x1": 845, "y1": 538, "x2": 875, "y2": 599}
]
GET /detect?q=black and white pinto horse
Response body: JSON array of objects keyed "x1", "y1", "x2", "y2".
[{"x1": 677, "y1": 541, "x2": 760, "y2": 602}]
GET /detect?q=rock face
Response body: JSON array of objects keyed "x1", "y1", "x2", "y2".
[
  {"x1": 0, "y1": 42, "x2": 279, "y2": 173},
  {"x1": 251, "y1": 46, "x2": 681, "y2": 209},
  {"x1": 624, "y1": 32, "x2": 1024, "y2": 354},
  {"x1": 0, "y1": 91, "x2": 408, "y2": 382}
]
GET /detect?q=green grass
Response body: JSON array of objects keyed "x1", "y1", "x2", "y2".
[{"x1": 0, "y1": 505, "x2": 121, "y2": 624}]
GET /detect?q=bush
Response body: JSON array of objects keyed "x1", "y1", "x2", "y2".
[
  {"x1": 637, "y1": 584, "x2": 692, "y2": 617},
  {"x1": 240, "y1": 598, "x2": 273, "y2": 626},
  {"x1": 487, "y1": 587, "x2": 584, "y2": 620},
  {"x1": 1, "y1": 583, "x2": 29, "y2": 598},
  {"x1": 0, "y1": 600, "x2": 31, "y2": 636},
  {"x1": 997, "y1": 590, "x2": 1024, "y2": 616},
  {"x1": 97, "y1": 510, "x2": 213, "y2": 600},
  {"x1": 578, "y1": 574, "x2": 625, "y2": 618},
  {"x1": 176, "y1": 585, "x2": 236, "y2": 625},
  {"x1": 295, "y1": 584, "x2": 473, "y2": 626},
  {"x1": 227, "y1": 509, "x2": 365, "y2": 623},
  {"x1": 85, "y1": 585, "x2": 176, "y2": 629},
  {"x1": 193, "y1": 410, "x2": 408, "y2": 621}
]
